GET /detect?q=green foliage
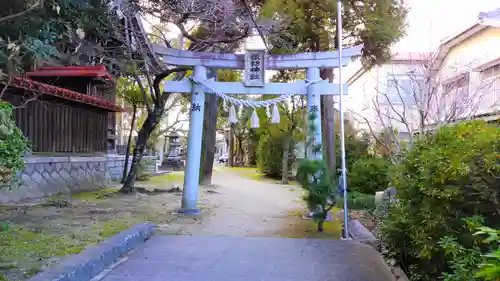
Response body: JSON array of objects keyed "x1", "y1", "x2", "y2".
[
  {"x1": 0, "y1": 102, "x2": 30, "y2": 186},
  {"x1": 117, "y1": 78, "x2": 151, "y2": 108},
  {"x1": 439, "y1": 222, "x2": 500, "y2": 281},
  {"x1": 475, "y1": 227, "x2": 500, "y2": 280},
  {"x1": 296, "y1": 159, "x2": 335, "y2": 229},
  {"x1": 337, "y1": 133, "x2": 371, "y2": 175},
  {"x1": 348, "y1": 157, "x2": 391, "y2": 194},
  {"x1": 0, "y1": 0, "x2": 115, "y2": 74},
  {"x1": 296, "y1": 111, "x2": 335, "y2": 232},
  {"x1": 380, "y1": 121, "x2": 500, "y2": 281},
  {"x1": 336, "y1": 191, "x2": 376, "y2": 211},
  {"x1": 261, "y1": 0, "x2": 407, "y2": 65},
  {"x1": 256, "y1": 132, "x2": 293, "y2": 177},
  {"x1": 255, "y1": 72, "x2": 306, "y2": 175}
]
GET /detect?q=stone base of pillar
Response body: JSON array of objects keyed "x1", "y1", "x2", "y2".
[
  {"x1": 178, "y1": 208, "x2": 201, "y2": 215},
  {"x1": 162, "y1": 158, "x2": 184, "y2": 171}
]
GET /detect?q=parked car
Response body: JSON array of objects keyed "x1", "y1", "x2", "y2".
[{"x1": 218, "y1": 154, "x2": 228, "y2": 164}]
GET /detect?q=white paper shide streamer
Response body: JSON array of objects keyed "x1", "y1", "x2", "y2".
[
  {"x1": 271, "y1": 104, "x2": 280, "y2": 124},
  {"x1": 228, "y1": 104, "x2": 237, "y2": 124},
  {"x1": 189, "y1": 77, "x2": 321, "y2": 128},
  {"x1": 250, "y1": 109, "x2": 259, "y2": 128}
]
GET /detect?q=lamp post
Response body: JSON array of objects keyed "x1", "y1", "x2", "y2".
[{"x1": 337, "y1": 0, "x2": 350, "y2": 240}]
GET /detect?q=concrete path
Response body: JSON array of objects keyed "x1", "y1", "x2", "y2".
[
  {"x1": 101, "y1": 236, "x2": 394, "y2": 281},
  {"x1": 100, "y1": 168, "x2": 395, "y2": 281}
]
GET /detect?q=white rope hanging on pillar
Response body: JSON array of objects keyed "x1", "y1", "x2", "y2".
[{"x1": 189, "y1": 77, "x2": 321, "y2": 128}]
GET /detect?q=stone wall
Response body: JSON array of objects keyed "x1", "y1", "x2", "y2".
[{"x1": 0, "y1": 155, "x2": 157, "y2": 203}]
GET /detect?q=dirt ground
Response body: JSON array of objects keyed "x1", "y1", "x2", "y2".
[{"x1": 0, "y1": 166, "x2": 341, "y2": 281}]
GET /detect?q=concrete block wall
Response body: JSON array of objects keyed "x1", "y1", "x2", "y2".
[{"x1": 0, "y1": 155, "x2": 158, "y2": 203}]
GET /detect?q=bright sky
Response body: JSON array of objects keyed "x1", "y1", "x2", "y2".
[
  {"x1": 141, "y1": 0, "x2": 500, "y2": 127},
  {"x1": 143, "y1": 0, "x2": 499, "y2": 51},
  {"x1": 393, "y1": 0, "x2": 499, "y2": 52}
]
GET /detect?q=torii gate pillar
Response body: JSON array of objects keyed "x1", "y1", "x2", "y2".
[
  {"x1": 181, "y1": 65, "x2": 206, "y2": 214},
  {"x1": 306, "y1": 67, "x2": 322, "y2": 160}
]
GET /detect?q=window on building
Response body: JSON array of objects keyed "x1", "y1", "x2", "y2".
[
  {"x1": 385, "y1": 75, "x2": 424, "y2": 105},
  {"x1": 480, "y1": 64, "x2": 500, "y2": 107}
]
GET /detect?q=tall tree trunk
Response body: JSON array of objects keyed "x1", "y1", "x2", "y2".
[
  {"x1": 317, "y1": 218, "x2": 325, "y2": 232},
  {"x1": 200, "y1": 94, "x2": 218, "y2": 185},
  {"x1": 302, "y1": 97, "x2": 308, "y2": 160},
  {"x1": 281, "y1": 135, "x2": 291, "y2": 184},
  {"x1": 237, "y1": 138, "x2": 244, "y2": 166},
  {"x1": 228, "y1": 124, "x2": 235, "y2": 167},
  {"x1": 199, "y1": 70, "x2": 218, "y2": 185},
  {"x1": 321, "y1": 69, "x2": 336, "y2": 178},
  {"x1": 120, "y1": 111, "x2": 158, "y2": 194},
  {"x1": 122, "y1": 106, "x2": 137, "y2": 183},
  {"x1": 199, "y1": 112, "x2": 207, "y2": 183}
]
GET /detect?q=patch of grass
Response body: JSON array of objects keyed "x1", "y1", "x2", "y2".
[
  {"x1": 224, "y1": 166, "x2": 298, "y2": 185},
  {"x1": 336, "y1": 192, "x2": 376, "y2": 211},
  {"x1": 146, "y1": 173, "x2": 184, "y2": 185},
  {"x1": 0, "y1": 218, "x2": 145, "y2": 279},
  {"x1": 91, "y1": 219, "x2": 141, "y2": 238},
  {"x1": 0, "y1": 224, "x2": 84, "y2": 278},
  {"x1": 72, "y1": 189, "x2": 119, "y2": 202},
  {"x1": 274, "y1": 208, "x2": 342, "y2": 239}
]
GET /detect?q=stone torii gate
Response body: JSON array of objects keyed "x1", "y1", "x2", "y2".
[{"x1": 153, "y1": 44, "x2": 361, "y2": 214}]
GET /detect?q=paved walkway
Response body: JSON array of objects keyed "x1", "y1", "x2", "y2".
[{"x1": 100, "y1": 168, "x2": 395, "y2": 281}]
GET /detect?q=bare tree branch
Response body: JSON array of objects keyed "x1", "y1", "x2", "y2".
[
  {"x1": 0, "y1": 74, "x2": 12, "y2": 99},
  {"x1": 356, "y1": 52, "x2": 500, "y2": 160},
  {"x1": 0, "y1": 0, "x2": 42, "y2": 24}
]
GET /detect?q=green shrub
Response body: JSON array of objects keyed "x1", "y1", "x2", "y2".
[
  {"x1": 0, "y1": 102, "x2": 30, "y2": 186},
  {"x1": 475, "y1": 227, "x2": 500, "y2": 281},
  {"x1": 439, "y1": 219, "x2": 500, "y2": 281},
  {"x1": 336, "y1": 191, "x2": 376, "y2": 211},
  {"x1": 335, "y1": 133, "x2": 371, "y2": 178},
  {"x1": 348, "y1": 157, "x2": 391, "y2": 194},
  {"x1": 256, "y1": 133, "x2": 293, "y2": 178},
  {"x1": 297, "y1": 159, "x2": 335, "y2": 232},
  {"x1": 296, "y1": 111, "x2": 336, "y2": 232},
  {"x1": 380, "y1": 121, "x2": 500, "y2": 281}
]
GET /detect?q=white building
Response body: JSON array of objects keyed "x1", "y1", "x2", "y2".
[
  {"x1": 347, "y1": 22, "x2": 500, "y2": 139},
  {"x1": 346, "y1": 53, "x2": 430, "y2": 139}
]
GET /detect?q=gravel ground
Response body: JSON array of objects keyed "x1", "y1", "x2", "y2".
[{"x1": 161, "y1": 166, "x2": 307, "y2": 237}]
